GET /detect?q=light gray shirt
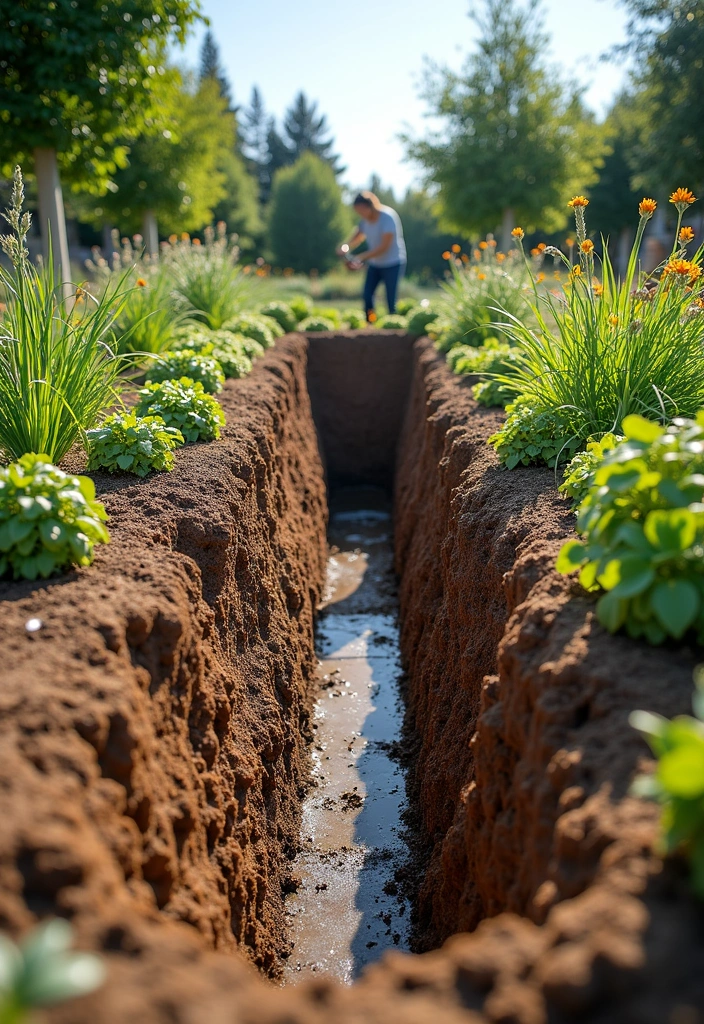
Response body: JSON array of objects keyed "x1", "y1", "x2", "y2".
[{"x1": 359, "y1": 206, "x2": 406, "y2": 268}]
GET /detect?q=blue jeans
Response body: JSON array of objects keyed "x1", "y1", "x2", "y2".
[{"x1": 363, "y1": 262, "x2": 405, "y2": 320}]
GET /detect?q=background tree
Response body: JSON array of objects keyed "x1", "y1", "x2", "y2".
[
  {"x1": 242, "y1": 86, "x2": 271, "y2": 199},
  {"x1": 199, "y1": 29, "x2": 234, "y2": 112},
  {"x1": 211, "y1": 152, "x2": 262, "y2": 257},
  {"x1": 0, "y1": 0, "x2": 201, "y2": 285},
  {"x1": 404, "y1": 0, "x2": 604, "y2": 249},
  {"x1": 282, "y1": 93, "x2": 345, "y2": 176},
  {"x1": 396, "y1": 190, "x2": 458, "y2": 280},
  {"x1": 264, "y1": 121, "x2": 293, "y2": 202},
  {"x1": 268, "y1": 152, "x2": 351, "y2": 273}
]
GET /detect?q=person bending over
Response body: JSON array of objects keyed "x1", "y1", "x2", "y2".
[{"x1": 338, "y1": 191, "x2": 407, "y2": 322}]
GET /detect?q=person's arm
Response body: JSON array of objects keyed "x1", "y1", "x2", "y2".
[
  {"x1": 337, "y1": 229, "x2": 365, "y2": 256},
  {"x1": 357, "y1": 232, "x2": 393, "y2": 263}
]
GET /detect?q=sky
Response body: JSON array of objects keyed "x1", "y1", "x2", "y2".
[{"x1": 179, "y1": 0, "x2": 632, "y2": 195}]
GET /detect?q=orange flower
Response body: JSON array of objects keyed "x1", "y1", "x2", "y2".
[
  {"x1": 530, "y1": 247, "x2": 540, "y2": 256},
  {"x1": 537, "y1": 242, "x2": 546, "y2": 252},
  {"x1": 680, "y1": 226, "x2": 695, "y2": 243},
  {"x1": 451, "y1": 243, "x2": 461, "y2": 253},
  {"x1": 368, "y1": 311, "x2": 377, "y2": 323},
  {"x1": 511, "y1": 227, "x2": 524, "y2": 240},
  {"x1": 192, "y1": 238, "x2": 201, "y2": 246},
  {"x1": 593, "y1": 282, "x2": 604, "y2": 296},
  {"x1": 479, "y1": 240, "x2": 488, "y2": 250},
  {"x1": 570, "y1": 265, "x2": 582, "y2": 277},
  {"x1": 662, "y1": 257, "x2": 702, "y2": 285},
  {"x1": 670, "y1": 187, "x2": 697, "y2": 210},
  {"x1": 136, "y1": 277, "x2": 147, "y2": 287},
  {"x1": 580, "y1": 239, "x2": 595, "y2": 254},
  {"x1": 568, "y1": 196, "x2": 589, "y2": 208},
  {"x1": 565, "y1": 237, "x2": 575, "y2": 248},
  {"x1": 477, "y1": 272, "x2": 486, "y2": 280},
  {"x1": 473, "y1": 249, "x2": 481, "y2": 259},
  {"x1": 488, "y1": 239, "x2": 497, "y2": 247},
  {"x1": 168, "y1": 233, "x2": 178, "y2": 244},
  {"x1": 181, "y1": 232, "x2": 190, "y2": 241},
  {"x1": 638, "y1": 198, "x2": 657, "y2": 218},
  {"x1": 461, "y1": 253, "x2": 469, "y2": 263},
  {"x1": 442, "y1": 250, "x2": 451, "y2": 260},
  {"x1": 537, "y1": 272, "x2": 545, "y2": 283},
  {"x1": 496, "y1": 252, "x2": 506, "y2": 263},
  {"x1": 608, "y1": 314, "x2": 619, "y2": 327}
]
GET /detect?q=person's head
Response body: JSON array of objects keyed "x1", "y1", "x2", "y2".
[{"x1": 353, "y1": 191, "x2": 381, "y2": 221}]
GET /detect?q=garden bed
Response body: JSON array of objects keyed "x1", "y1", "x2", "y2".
[{"x1": 0, "y1": 333, "x2": 702, "y2": 1023}]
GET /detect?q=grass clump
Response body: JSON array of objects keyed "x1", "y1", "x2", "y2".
[
  {"x1": 556, "y1": 413, "x2": 704, "y2": 645},
  {"x1": 86, "y1": 411, "x2": 184, "y2": 477},
  {"x1": 222, "y1": 312, "x2": 277, "y2": 347},
  {"x1": 298, "y1": 315, "x2": 336, "y2": 332},
  {"x1": 136, "y1": 378, "x2": 225, "y2": 443},
  {"x1": 145, "y1": 350, "x2": 225, "y2": 394},
  {"x1": 165, "y1": 224, "x2": 246, "y2": 329},
  {"x1": 0, "y1": 453, "x2": 109, "y2": 580},
  {"x1": 259, "y1": 300, "x2": 297, "y2": 333},
  {"x1": 488, "y1": 396, "x2": 581, "y2": 469}
]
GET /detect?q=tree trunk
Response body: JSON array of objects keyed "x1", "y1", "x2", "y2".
[
  {"x1": 34, "y1": 147, "x2": 72, "y2": 297},
  {"x1": 142, "y1": 210, "x2": 159, "y2": 258},
  {"x1": 500, "y1": 207, "x2": 515, "y2": 253}
]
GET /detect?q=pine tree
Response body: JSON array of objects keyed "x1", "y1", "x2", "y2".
[
  {"x1": 199, "y1": 29, "x2": 234, "y2": 113},
  {"x1": 282, "y1": 92, "x2": 345, "y2": 175},
  {"x1": 241, "y1": 86, "x2": 271, "y2": 198},
  {"x1": 263, "y1": 119, "x2": 292, "y2": 203}
]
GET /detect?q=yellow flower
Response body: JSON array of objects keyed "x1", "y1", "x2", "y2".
[
  {"x1": 680, "y1": 226, "x2": 695, "y2": 243},
  {"x1": 568, "y1": 196, "x2": 589, "y2": 208},
  {"x1": 136, "y1": 277, "x2": 147, "y2": 287},
  {"x1": 442, "y1": 250, "x2": 451, "y2": 260},
  {"x1": 479, "y1": 240, "x2": 488, "y2": 250},
  {"x1": 570, "y1": 265, "x2": 582, "y2": 277},
  {"x1": 639, "y1": 198, "x2": 657, "y2": 217},
  {"x1": 593, "y1": 282, "x2": 604, "y2": 296},
  {"x1": 451, "y1": 243, "x2": 461, "y2": 253},
  {"x1": 608, "y1": 314, "x2": 618, "y2": 327},
  {"x1": 511, "y1": 227, "x2": 524, "y2": 240},
  {"x1": 670, "y1": 187, "x2": 697, "y2": 210},
  {"x1": 663, "y1": 257, "x2": 702, "y2": 285},
  {"x1": 181, "y1": 232, "x2": 190, "y2": 241},
  {"x1": 537, "y1": 272, "x2": 545, "y2": 283},
  {"x1": 580, "y1": 239, "x2": 595, "y2": 254}
]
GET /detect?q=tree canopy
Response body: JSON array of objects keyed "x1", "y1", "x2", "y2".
[
  {"x1": 199, "y1": 29, "x2": 233, "y2": 112},
  {"x1": 282, "y1": 93, "x2": 345, "y2": 175}
]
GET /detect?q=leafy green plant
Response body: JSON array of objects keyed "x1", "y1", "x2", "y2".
[
  {"x1": 259, "y1": 300, "x2": 297, "y2": 333},
  {"x1": 178, "y1": 329, "x2": 255, "y2": 377},
  {"x1": 488, "y1": 396, "x2": 581, "y2": 469},
  {"x1": 0, "y1": 167, "x2": 128, "y2": 464},
  {"x1": 448, "y1": 341, "x2": 522, "y2": 407},
  {"x1": 340, "y1": 309, "x2": 367, "y2": 329},
  {"x1": 396, "y1": 297, "x2": 418, "y2": 315},
  {"x1": 376, "y1": 313, "x2": 408, "y2": 329},
  {"x1": 145, "y1": 350, "x2": 225, "y2": 393},
  {"x1": 0, "y1": 453, "x2": 109, "y2": 580},
  {"x1": 556, "y1": 413, "x2": 704, "y2": 644},
  {"x1": 407, "y1": 304, "x2": 439, "y2": 336},
  {"x1": 86, "y1": 412, "x2": 184, "y2": 477},
  {"x1": 630, "y1": 669, "x2": 704, "y2": 896},
  {"x1": 310, "y1": 306, "x2": 342, "y2": 327},
  {"x1": 0, "y1": 919, "x2": 105, "y2": 1024},
  {"x1": 135, "y1": 378, "x2": 225, "y2": 443},
  {"x1": 114, "y1": 268, "x2": 188, "y2": 355},
  {"x1": 222, "y1": 312, "x2": 276, "y2": 348},
  {"x1": 164, "y1": 224, "x2": 246, "y2": 329},
  {"x1": 298, "y1": 315, "x2": 336, "y2": 332},
  {"x1": 289, "y1": 295, "x2": 312, "y2": 322},
  {"x1": 559, "y1": 432, "x2": 623, "y2": 505}
]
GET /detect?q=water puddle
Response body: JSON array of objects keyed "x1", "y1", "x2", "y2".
[{"x1": 282, "y1": 489, "x2": 411, "y2": 983}]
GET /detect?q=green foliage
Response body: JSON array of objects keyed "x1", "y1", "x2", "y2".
[
  {"x1": 393, "y1": 190, "x2": 457, "y2": 280},
  {"x1": 259, "y1": 301, "x2": 298, "y2": 333},
  {"x1": 177, "y1": 328, "x2": 255, "y2": 376},
  {"x1": 0, "y1": 453, "x2": 109, "y2": 581},
  {"x1": 136, "y1": 378, "x2": 225, "y2": 443},
  {"x1": 0, "y1": 168, "x2": 127, "y2": 463},
  {"x1": 407, "y1": 304, "x2": 440, "y2": 336},
  {"x1": 0, "y1": 1, "x2": 200, "y2": 189},
  {"x1": 0, "y1": 919, "x2": 105, "y2": 1023},
  {"x1": 145, "y1": 350, "x2": 225, "y2": 393},
  {"x1": 396, "y1": 298, "x2": 417, "y2": 315},
  {"x1": 298, "y1": 315, "x2": 336, "y2": 332},
  {"x1": 211, "y1": 149, "x2": 262, "y2": 256},
  {"x1": 222, "y1": 313, "x2": 276, "y2": 348},
  {"x1": 282, "y1": 91, "x2": 344, "y2": 176},
  {"x1": 165, "y1": 225, "x2": 245, "y2": 329},
  {"x1": 556, "y1": 414, "x2": 704, "y2": 644},
  {"x1": 376, "y1": 314, "x2": 408, "y2": 329},
  {"x1": 448, "y1": 342, "x2": 522, "y2": 407},
  {"x1": 403, "y1": 0, "x2": 604, "y2": 236},
  {"x1": 268, "y1": 152, "x2": 352, "y2": 274},
  {"x1": 630, "y1": 669, "x2": 704, "y2": 896},
  {"x1": 339, "y1": 309, "x2": 367, "y2": 329},
  {"x1": 310, "y1": 306, "x2": 342, "y2": 327},
  {"x1": 488, "y1": 396, "x2": 581, "y2": 469},
  {"x1": 289, "y1": 295, "x2": 313, "y2": 321},
  {"x1": 114, "y1": 269, "x2": 187, "y2": 355},
  {"x1": 87, "y1": 411, "x2": 183, "y2": 477},
  {"x1": 559, "y1": 433, "x2": 623, "y2": 505}
]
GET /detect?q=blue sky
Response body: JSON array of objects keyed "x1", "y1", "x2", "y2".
[{"x1": 179, "y1": 0, "x2": 631, "y2": 194}]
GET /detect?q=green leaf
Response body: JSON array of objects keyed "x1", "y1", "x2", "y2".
[
  {"x1": 596, "y1": 591, "x2": 628, "y2": 633},
  {"x1": 650, "y1": 580, "x2": 699, "y2": 638},
  {"x1": 657, "y1": 741, "x2": 704, "y2": 798},
  {"x1": 622, "y1": 415, "x2": 664, "y2": 444},
  {"x1": 604, "y1": 555, "x2": 655, "y2": 598},
  {"x1": 116, "y1": 454, "x2": 134, "y2": 470},
  {"x1": 555, "y1": 540, "x2": 586, "y2": 574},
  {"x1": 644, "y1": 509, "x2": 697, "y2": 553}
]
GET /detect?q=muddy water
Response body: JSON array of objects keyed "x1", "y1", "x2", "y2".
[{"x1": 283, "y1": 489, "x2": 411, "y2": 984}]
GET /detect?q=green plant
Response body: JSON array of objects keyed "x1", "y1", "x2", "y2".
[
  {"x1": 488, "y1": 395, "x2": 581, "y2": 469},
  {"x1": 340, "y1": 309, "x2": 367, "y2": 329},
  {"x1": 222, "y1": 312, "x2": 276, "y2": 348},
  {"x1": 259, "y1": 300, "x2": 297, "y2": 333},
  {"x1": 396, "y1": 297, "x2": 417, "y2": 315},
  {"x1": 165, "y1": 224, "x2": 246, "y2": 329},
  {"x1": 0, "y1": 919, "x2": 105, "y2": 1024},
  {"x1": 0, "y1": 167, "x2": 128, "y2": 464},
  {"x1": 289, "y1": 295, "x2": 313, "y2": 321},
  {"x1": 559, "y1": 432, "x2": 623, "y2": 505},
  {"x1": 448, "y1": 341, "x2": 522, "y2": 407},
  {"x1": 407, "y1": 304, "x2": 439, "y2": 336},
  {"x1": 298, "y1": 315, "x2": 336, "y2": 332},
  {"x1": 86, "y1": 411, "x2": 183, "y2": 477},
  {"x1": 376, "y1": 313, "x2": 408, "y2": 329},
  {"x1": 0, "y1": 453, "x2": 109, "y2": 580},
  {"x1": 630, "y1": 669, "x2": 704, "y2": 896},
  {"x1": 114, "y1": 268, "x2": 188, "y2": 355},
  {"x1": 178, "y1": 329, "x2": 255, "y2": 377},
  {"x1": 135, "y1": 377, "x2": 225, "y2": 443},
  {"x1": 310, "y1": 306, "x2": 342, "y2": 327},
  {"x1": 145, "y1": 350, "x2": 225, "y2": 394},
  {"x1": 557, "y1": 413, "x2": 704, "y2": 644}
]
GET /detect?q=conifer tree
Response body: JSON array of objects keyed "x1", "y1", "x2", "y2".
[{"x1": 282, "y1": 93, "x2": 345, "y2": 176}]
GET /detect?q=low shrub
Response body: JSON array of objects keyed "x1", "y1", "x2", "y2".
[
  {"x1": 396, "y1": 297, "x2": 418, "y2": 315},
  {"x1": 259, "y1": 300, "x2": 297, "y2": 334},
  {"x1": 407, "y1": 304, "x2": 439, "y2": 336},
  {"x1": 289, "y1": 295, "x2": 313, "y2": 322},
  {"x1": 376, "y1": 313, "x2": 408, "y2": 329},
  {"x1": 310, "y1": 306, "x2": 342, "y2": 327},
  {"x1": 178, "y1": 329, "x2": 256, "y2": 377},
  {"x1": 136, "y1": 378, "x2": 225, "y2": 443},
  {"x1": 298, "y1": 315, "x2": 336, "y2": 332},
  {"x1": 222, "y1": 312, "x2": 276, "y2": 348},
  {"x1": 556, "y1": 414, "x2": 704, "y2": 644},
  {"x1": 145, "y1": 350, "x2": 224, "y2": 394},
  {"x1": 339, "y1": 309, "x2": 367, "y2": 329},
  {"x1": 0, "y1": 453, "x2": 109, "y2": 580},
  {"x1": 559, "y1": 433, "x2": 623, "y2": 505},
  {"x1": 114, "y1": 267, "x2": 188, "y2": 355},
  {"x1": 630, "y1": 671, "x2": 704, "y2": 896},
  {"x1": 448, "y1": 342, "x2": 522, "y2": 407},
  {"x1": 488, "y1": 396, "x2": 581, "y2": 469},
  {"x1": 86, "y1": 411, "x2": 184, "y2": 477}
]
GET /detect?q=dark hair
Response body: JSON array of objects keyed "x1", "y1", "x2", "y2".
[{"x1": 353, "y1": 190, "x2": 381, "y2": 211}]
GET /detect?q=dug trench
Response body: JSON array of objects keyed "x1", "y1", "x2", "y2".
[{"x1": 0, "y1": 333, "x2": 702, "y2": 1023}]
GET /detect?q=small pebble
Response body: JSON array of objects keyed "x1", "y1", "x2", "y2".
[{"x1": 25, "y1": 618, "x2": 43, "y2": 633}]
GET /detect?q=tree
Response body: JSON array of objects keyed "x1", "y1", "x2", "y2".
[
  {"x1": 617, "y1": 0, "x2": 704, "y2": 192},
  {"x1": 0, "y1": 0, "x2": 201, "y2": 285},
  {"x1": 404, "y1": 0, "x2": 604, "y2": 250},
  {"x1": 199, "y1": 29, "x2": 233, "y2": 111},
  {"x1": 396, "y1": 190, "x2": 458, "y2": 280},
  {"x1": 268, "y1": 152, "x2": 351, "y2": 273},
  {"x1": 282, "y1": 93, "x2": 345, "y2": 175},
  {"x1": 78, "y1": 76, "x2": 231, "y2": 244},
  {"x1": 242, "y1": 86, "x2": 270, "y2": 197},
  {"x1": 212, "y1": 152, "x2": 262, "y2": 257},
  {"x1": 264, "y1": 120, "x2": 293, "y2": 202}
]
